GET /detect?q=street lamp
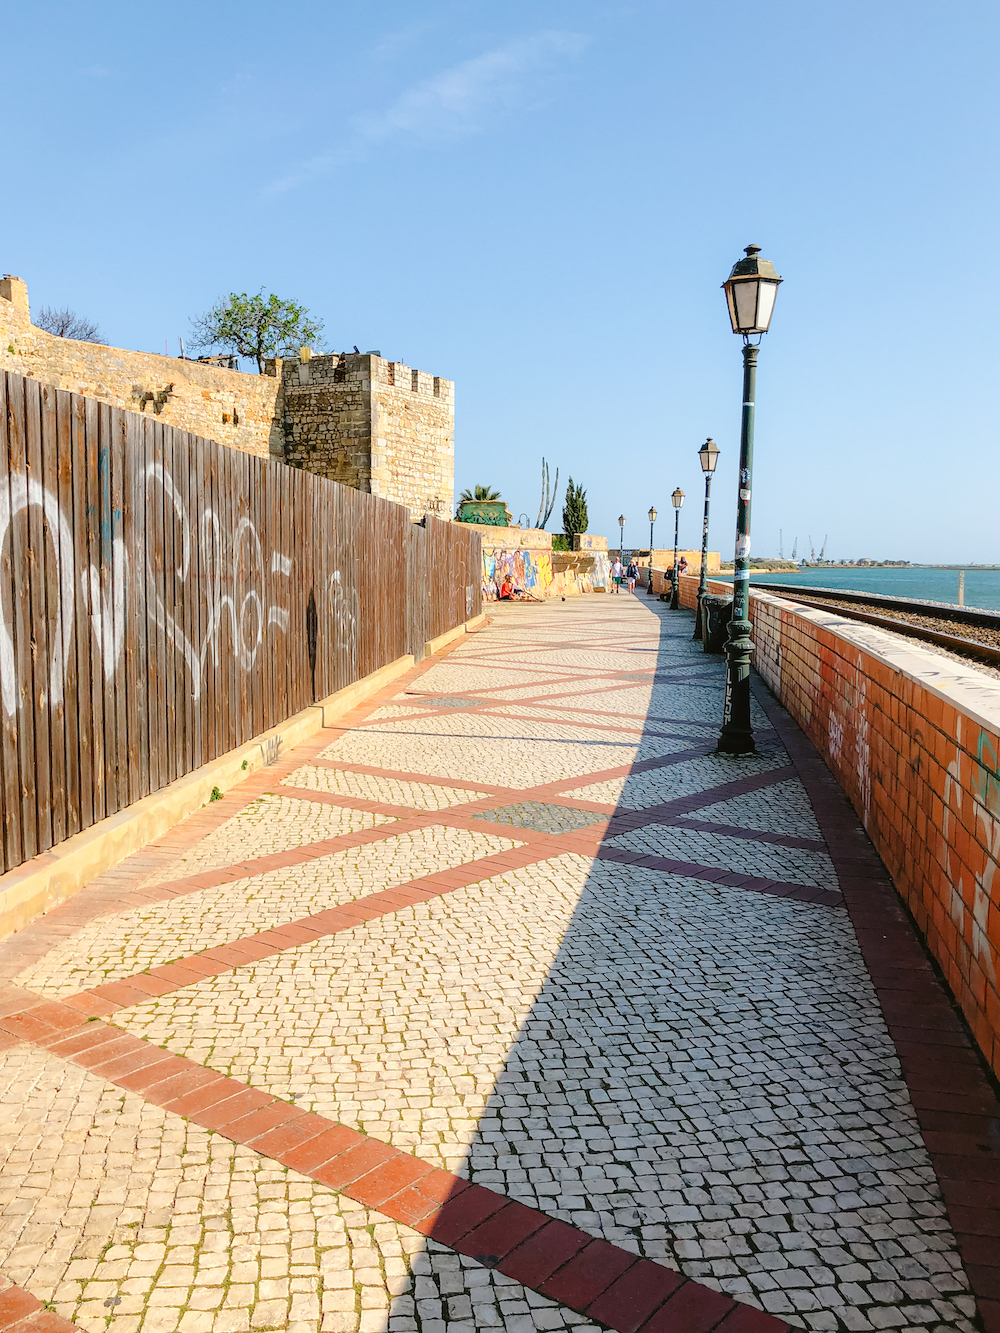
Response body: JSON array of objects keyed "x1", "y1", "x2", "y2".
[
  {"x1": 692, "y1": 438, "x2": 720, "y2": 641},
  {"x1": 670, "y1": 488, "x2": 684, "y2": 610},
  {"x1": 647, "y1": 506, "x2": 657, "y2": 595},
  {"x1": 618, "y1": 513, "x2": 626, "y2": 563},
  {"x1": 717, "y1": 244, "x2": 783, "y2": 755}
]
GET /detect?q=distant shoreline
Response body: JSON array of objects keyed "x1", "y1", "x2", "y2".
[{"x1": 727, "y1": 564, "x2": 1000, "y2": 572}]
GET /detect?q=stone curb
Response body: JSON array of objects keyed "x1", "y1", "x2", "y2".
[{"x1": 424, "y1": 610, "x2": 486, "y2": 658}]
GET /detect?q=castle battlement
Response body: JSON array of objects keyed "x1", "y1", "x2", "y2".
[{"x1": 1, "y1": 274, "x2": 454, "y2": 519}]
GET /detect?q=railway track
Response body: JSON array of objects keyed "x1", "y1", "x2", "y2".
[{"x1": 749, "y1": 582, "x2": 1000, "y2": 669}]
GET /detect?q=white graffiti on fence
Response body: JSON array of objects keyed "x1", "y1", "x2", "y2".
[
  {"x1": 0, "y1": 467, "x2": 295, "y2": 717},
  {"x1": 82, "y1": 541, "x2": 128, "y2": 685},
  {"x1": 327, "y1": 569, "x2": 358, "y2": 677},
  {"x1": 146, "y1": 462, "x2": 293, "y2": 698},
  {"x1": 1, "y1": 476, "x2": 80, "y2": 715}
]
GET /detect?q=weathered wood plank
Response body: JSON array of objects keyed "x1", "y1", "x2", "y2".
[
  {"x1": 190, "y1": 434, "x2": 205, "y2": 770},
  {"x1": 54, "y1": 388, "x2": 80, "y2": 838},
  {"x1": 124, "y1": 407, "x2": 148, "y2": 802},
  {"x1": 0, "y1": 374, "x2": 24, "y2": 869},
  {"x1": 24, "y1": 378, "x2": 52, "y2": 853},
  {"x1": 97, "y1": 403, "x2": 119, "y2": 815},
  {"x1": 110, "y1": 409, "x2": 128, "y2": 809},
  {"x1": 39, "y1": 384, "x2": 67, "y2": 848}
]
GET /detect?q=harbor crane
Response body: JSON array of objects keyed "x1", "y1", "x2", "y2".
[{"x1": 818, "y1": 534, "x2": 828, "y2": 561}]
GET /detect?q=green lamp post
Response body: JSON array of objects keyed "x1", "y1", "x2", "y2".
[
  {"x1": 669, "y1": 488, "x2": 684, "y2": 609},
  {"x1": 647, "y1": 505, "x2": 657, "y2": 595},
  {"x1": 618, "y1": 514, "x2": 626, "y2": 566},
  {"x1": 717, "y1": 244, "x2": 783, "y2": 755},
  {"x1": 692, "y1": 437, "x2": 720, "y2": 640}
]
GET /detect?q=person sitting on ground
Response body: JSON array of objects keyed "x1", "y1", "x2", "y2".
[
  {"x1": 610, "y1": 557, "x2": 624, "y2": 592},
  {"x1": 626, "y1": 559, "x2": 639, "y2": 593},
  {"x1": 499, "y1": 574, "x2": 514, "y2": 600}
]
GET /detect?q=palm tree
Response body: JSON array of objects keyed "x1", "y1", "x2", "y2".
[{"x1": 458, "y1": 485, "x2": 502, "y2": 503}]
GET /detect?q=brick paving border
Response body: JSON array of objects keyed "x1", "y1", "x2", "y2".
[
  {"x1": 0, "y1": 996, "x2": 791, "y2": 1333},
  {"x1": 0, "y1": 1273, "x2": 82, "y2": 1332},
  {"x1": 41, "y1": 762, "x2": 831, "y2": 1018},
  {"x1": 594, "y1": 845, "x2": 842, "y2": 907},
  {"x1": 0, "y1": 637, "x2": 478, "y2": 992},
  {"x1": 753, "y1": 676, "x2": 1000, "y2": 1333}
]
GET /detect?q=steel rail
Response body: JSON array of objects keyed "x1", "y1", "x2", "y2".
[{"x1": 750, "y1": 583, "x2": 1000, "y2": 668}]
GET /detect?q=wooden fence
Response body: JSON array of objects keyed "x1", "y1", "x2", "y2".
[{"x1": 0, "y1": 371, "x2": 481, "y2": 874}]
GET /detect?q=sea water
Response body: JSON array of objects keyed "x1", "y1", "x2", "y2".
[{"x1": 727, "y1": 567, "x2": 1000, "y2": 612}]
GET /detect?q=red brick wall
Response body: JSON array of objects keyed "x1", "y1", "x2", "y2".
[
  {"x1": 644, "y1": 571, "x2": 728, "y2": 603},
  {"x1": 747, "y1": 591, "x2": 1000, "y2": 1079}
]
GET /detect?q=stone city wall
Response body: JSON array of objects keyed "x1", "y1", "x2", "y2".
[
  {"x1": 1, "y1": 276, "x2": 455, "y2": 518},
  {"x1": 279, "y1": 352, "x2": 454, "y2": 518},
  {"x1": 373, "y1": 359, "x2": 454, "y2": 518},
  {"x1": 277, "y1": 351, "x2": 372, "y2": 490},
  {"x1": 1, "y1": 276, "x2": 281, "y2": 458}
]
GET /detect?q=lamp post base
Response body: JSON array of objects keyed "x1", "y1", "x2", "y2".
[
  {"x1": 716, "y1": 616, "x2": 756, "y2": 755},
  {"x1": 692, "y1": 592, "x2": 704, "y2": 640},
  {"x1": 716, "y1": 727, "x2": 756, "y2": 756}
]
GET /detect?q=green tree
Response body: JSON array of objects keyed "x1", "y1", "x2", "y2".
[
  {"x1": 458, "y1": 485, "x2": 502, "y2": 502},
  {"x1": 562, "y1": 478, "x2": 588, "y2": 536},
  {"x1": 190, "y1": 290, "x2": 324, "y2": 373}
]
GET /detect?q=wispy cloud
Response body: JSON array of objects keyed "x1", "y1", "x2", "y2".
[{"x1": 265, "y1": 30, "x2": 588, "y2": 195}]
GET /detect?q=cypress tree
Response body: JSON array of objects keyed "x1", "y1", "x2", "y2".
[{"x1": 562, "y1": 478, "x2": 589, "y2": 536}]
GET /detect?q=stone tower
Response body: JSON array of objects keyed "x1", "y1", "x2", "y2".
[{"x1": 274, "y1": 351, "x2": 454, "y2": 519}]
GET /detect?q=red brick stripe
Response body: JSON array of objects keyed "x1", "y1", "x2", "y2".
[
  {"x1": 0, "y1": 1275, "x2": 83, "y2": 1331},
  {"x1": 28, "y1": 768, "x2": 816, "y2": 1021},
  {"x1": 356, "y1": 702, "x2": 729, "y2": 747},
  {"x1": 664, "y1": 814, "x2": 825, "y2": 852},
  {"x1": 59, "y1": 843, "x2": 558, "y2": 1013},
  {"x1": 594, "y1": 765, "x2": 797, "y2": 824},
  {"x1": 595, "y1": 845, "x2": 842, "y2": 907},
  {"x1": 753, "y1": 677, "x2": 1000, "y2": 1333},
  {"x1": 0, "y1": 1001, "x2": 790, "y2": 1333}
]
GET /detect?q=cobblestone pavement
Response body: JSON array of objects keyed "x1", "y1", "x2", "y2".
[{"x1": 0, "y1": 597, "x2": 996, "y2": 1333}]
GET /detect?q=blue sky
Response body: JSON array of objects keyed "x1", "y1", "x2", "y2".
[{"x1": 5, "y1": 1, "x2": 998, "y2": 562}]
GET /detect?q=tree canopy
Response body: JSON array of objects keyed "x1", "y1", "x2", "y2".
[
  {"x1": 35, "y1": 306, "x2": 105, "y2": 343},
  {"x1": 189, "y1": 290, "x2": 324, "y2": 373},
  {"x1": 562, "y1": 478, "x2": 588, "y2": 536}
]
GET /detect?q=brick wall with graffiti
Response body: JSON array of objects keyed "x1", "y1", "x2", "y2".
[{"x1": 747, "y1": 588, "x2": 1000, "y2": 1081}]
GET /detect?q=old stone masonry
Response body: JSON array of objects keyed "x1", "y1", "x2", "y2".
[{"x1": 0, "y1": 598, "x2": 995, "y2": 1333}]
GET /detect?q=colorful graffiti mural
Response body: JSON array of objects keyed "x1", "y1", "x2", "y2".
[
  {"x1": 482, "y1": 548, "x2": 552, "y2": 601},
  {"x1": 482, "y1": 548, "x2": 611, "y2": 600}
]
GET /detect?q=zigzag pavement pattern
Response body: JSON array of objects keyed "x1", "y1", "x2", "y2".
[{"x1": 0, "y1": 596, "x2": 997, "y2": 1333}]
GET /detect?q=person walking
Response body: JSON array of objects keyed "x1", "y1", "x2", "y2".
[
  {"x1": 626, "y1": 559, "x2": 639, "y2": 593},
  {"x1": 610, "y1": 556, "x2": 624, "y2": 592}
]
